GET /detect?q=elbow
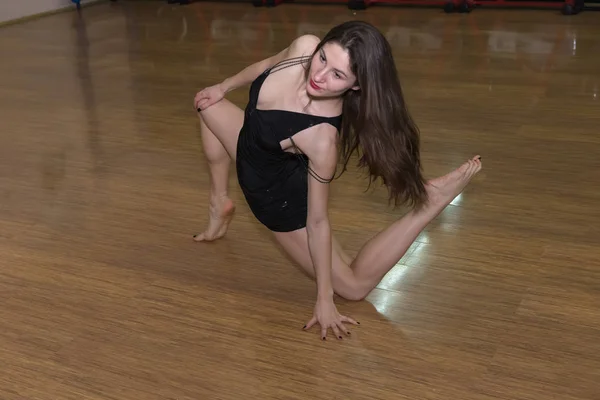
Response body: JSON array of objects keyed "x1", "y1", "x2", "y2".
[
  {"x1": 306, "y1": 217, "x2": 330, "y2": 236},
  {"x1": 307, "y1": 218, "x2": 331, "y2": 249}
]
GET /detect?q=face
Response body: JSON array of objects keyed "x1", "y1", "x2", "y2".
[{"x1": 306, "y1": 41, "x2": 360, "y2": 98}]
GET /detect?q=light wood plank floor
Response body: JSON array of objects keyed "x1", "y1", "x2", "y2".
[{"x1": 1, "y1": 1, "x2": 599, "y2": 399}]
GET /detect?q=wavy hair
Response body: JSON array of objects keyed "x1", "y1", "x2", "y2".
[{"x1": 309, "y1": 20, "x2": 428, "y2": 209}]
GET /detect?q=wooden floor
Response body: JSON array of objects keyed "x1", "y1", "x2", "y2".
[{"x1": 1, "y1": 1, "x2": 600, "y2": 399}]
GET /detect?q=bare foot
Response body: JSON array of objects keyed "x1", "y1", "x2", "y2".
[
  {"x1": 193, "y1": 196, "x2": 235, "y2": 242},
  {"x1": 426, "y1": 155, "x2": 482, "y2": 205}
]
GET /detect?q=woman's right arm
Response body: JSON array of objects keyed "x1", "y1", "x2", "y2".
[
  {"x1": 195, "y1": 34, "x2": 319, "y2": 111},
  {"x1": 219, "y1": 34, "x2": 320, "y2": 94}
]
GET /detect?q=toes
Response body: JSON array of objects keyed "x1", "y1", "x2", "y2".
[
  {"x1": 469, "y1": 160, "x2": 482, "y2": 175},
  {"x1": 193, "y1": 233, "x2": 205, "y2": 242},
  {"x1": 473, "y1": 156, "x2": 482, "y2": 171},
  {"x1": 193, "y1": 232, "x2": 216, "y2": 242}
]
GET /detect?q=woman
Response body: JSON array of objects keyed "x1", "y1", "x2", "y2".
[{"x1": 193, "y1": 21, "x2": 482, "y2": 341}]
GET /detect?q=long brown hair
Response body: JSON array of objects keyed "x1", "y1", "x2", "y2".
[{"x1": 311, "y1": 21, "x2": 428, "y2": 209}]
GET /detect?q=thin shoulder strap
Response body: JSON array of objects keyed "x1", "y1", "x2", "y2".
[
  {"x1": 268, "y1": 55, "x2": 311, "y2": 75},
  {"x1": 288, "y1": 136, "x2": 337, "y2": 184}
]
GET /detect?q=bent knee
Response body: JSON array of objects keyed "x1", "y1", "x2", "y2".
[
  {"x1": 342, "y1": 291, "x2": 368, "y2": 302},
  {"x1": 337, "y1": 282, "x2": 370, "y2": 301}
]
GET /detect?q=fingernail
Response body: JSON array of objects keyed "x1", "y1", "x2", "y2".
[
  {"x1": 197, "y1": 107, "x2": 202, "y2": 112},
  {"x1": 357, "y1": 321, "x2": 360, "y2": 325},
  {"x1": 302, "y1": 325, "x2": 306, "y2": 329},
  {"x1": 338, "y1": 336, "x2": 342, "y2": 339},
  {"x1": 347, "y1": 332, "x2": 351, "y2": 335},
  {"x1": 322, "y1": 337, "x2": 326, "y2": 341}
]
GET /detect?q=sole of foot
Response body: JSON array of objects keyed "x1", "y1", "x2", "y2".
[{"x1": 426, "y1": 155, "x2": 482, "y2": 204}]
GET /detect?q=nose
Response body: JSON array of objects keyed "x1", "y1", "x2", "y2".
[{"x1": 313, "y1": 68, "x2": 326, "y2": 83}]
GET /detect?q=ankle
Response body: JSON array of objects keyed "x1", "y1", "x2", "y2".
[{"x1": 209, "y1": 192, "x2": 230, "y2": 206}]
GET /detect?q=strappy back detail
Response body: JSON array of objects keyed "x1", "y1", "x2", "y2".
[{"x1": 288, "y1": 135, "x2": 337, "y2": 184}]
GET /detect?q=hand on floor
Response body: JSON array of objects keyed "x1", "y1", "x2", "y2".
[{"x1": 303, "y1": 297, "x2": 359, "y2": 340}]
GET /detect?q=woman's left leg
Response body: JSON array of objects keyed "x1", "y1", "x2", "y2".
[{"x1": 274, "y1": 229, "x2": 362, "y2": 300}]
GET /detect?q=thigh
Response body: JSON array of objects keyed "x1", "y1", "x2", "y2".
[
  {"x1": 198, "y1": 98, "x2": 244, "y2": 160},
  {"x1": 273, "y1": 228, "x2": 361, "y2": 300}
]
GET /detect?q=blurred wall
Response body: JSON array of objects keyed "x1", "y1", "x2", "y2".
[{"x1": 0, "y1": 0, "x2": 98, "y2": 24}]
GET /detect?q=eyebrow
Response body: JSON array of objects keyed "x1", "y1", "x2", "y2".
[{"x1": 320, "y1": 48, "x2": 349, "y2": 78}]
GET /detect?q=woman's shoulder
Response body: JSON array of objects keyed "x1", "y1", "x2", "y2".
[{"x1": 287, "y1": 34, "x2": 321, "y2": 58}]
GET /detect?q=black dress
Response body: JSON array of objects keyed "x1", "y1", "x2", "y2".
[{"x1": 235, "y1": 57, "x2": 343, "y2": 232}]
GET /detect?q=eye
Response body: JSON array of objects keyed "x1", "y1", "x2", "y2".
[
  {"x1": 334, "y1": 72, "x2": 341, "y2": 79},
  {"x1": 319, "y1": 53, "x2": 325, "y2": 62}
]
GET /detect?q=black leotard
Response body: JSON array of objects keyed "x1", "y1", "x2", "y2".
[{"x1": 236, "y1": 57, "x2": 343, "y2": 232}]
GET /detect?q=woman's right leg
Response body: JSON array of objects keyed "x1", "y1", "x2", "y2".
[
  {"x1": 193, "y1": 99, "x2": 245, "y2": 242},
  {"x1": 274, "y1": 156, "x2": 482, "y2": 301}
]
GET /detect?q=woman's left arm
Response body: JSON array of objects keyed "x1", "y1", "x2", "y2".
[
  {"x1": 306, "y1": 137, "x2": 336, "y2": 302},
  {"x1": 300, "y1": 125, "x2": 350, "y2": 340}
]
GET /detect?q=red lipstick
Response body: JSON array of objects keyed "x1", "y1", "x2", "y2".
[{"x1": 309, "y1": 79, "x2": 321, "y2": 90}]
